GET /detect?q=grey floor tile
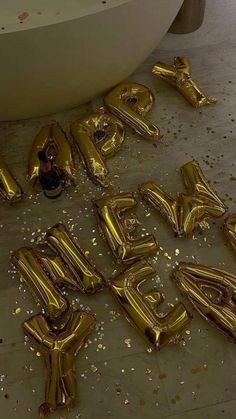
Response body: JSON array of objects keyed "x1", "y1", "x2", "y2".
[
  {"x1": 26, "y1": 351, "x2": 170, "y2": 419},
  {"x1": 0, "y1": 378, "x2": 39, "y2": 418},
  {"x1": 162, "y1": 399, "x2": 236, "y2": 419},
  {"x1": 155, "y1": 316, "x2": 236, "y2": 414}
]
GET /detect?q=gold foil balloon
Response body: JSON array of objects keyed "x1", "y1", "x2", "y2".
[
  {"x1": 23, "y1": 310, "x2": 96, "y2": 417},
  {"x1": 224, "y1": 214, "x2": 236, "y2": 252},
  {"x1": 139, "y1": 160, "x2": 226, "y2": 236},
  {"x1": 139, "y1": 182, "x2": 181, "y2": 235},
  {"x1": 46, "y1": 223, "x2": 104, "y2": 293},
  {"x1": 0, "y1": 155, "x2": 23, "y2": 201},
  {"x1": 12, "y1": 223, "x2": 104, "y2": 320},
  {"x1": 95, "y1": 192, "x2": 157, "y2": 264},
  {"x1": 12, "y1": 246, "x2": 69, "y2": 321},
  {"x1": 110, "y1": 260, "x2": 191, "y2": 348},
  {"x1": 28, "y1": 123, "x2": 75, "y2": 184},
  {"x1": 172, "y1": 263, "x2": 236, "y2": 342},
  {"x1": 104, "y1": 82, "x2": 161, "y2": 141},
  {"x1": 71, "y1": 111, "x2": 124, "y2": 187},
  {"x1": 152, "y1": 57, "x2": 217, "y2": 108},
  {"x1": 180, "y1": 160, "x2": 225, "y2": 207}
]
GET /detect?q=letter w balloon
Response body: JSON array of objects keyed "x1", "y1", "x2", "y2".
[{"x1": 12, "y1": 223, "x2": 104, "y2": 321}]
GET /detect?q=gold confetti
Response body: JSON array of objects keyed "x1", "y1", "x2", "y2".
[
  {"x1": 124, "y1": 399, "x2": 130, "y2": 405},
  {"x1": 191, "y1": 367, "x2": 202, "y2": 374},
  {"x1": 145, "y1": 368, "x2": 152, "y2": 375},
  {"x1": 124, "y1": 338, "x2": 132, "y2": 348},
  {"x1": 18, "y1": 11, "x2": 29, "y2": 21},
  {"x1": 90, "y1": 365, "x2": 98, "y2": 373},
  {"x1": 199, "y1": 220, "x2": 210, "y2": 230},
  {"x1": 175, "y1": 248, "x2": 180, "y2": 256},
  {"x1": 12, "y1": 307, "x2": 21, "y2": 315},
  {"x1": 171, "y1": 394, "x2": 181, "y2": 404}
]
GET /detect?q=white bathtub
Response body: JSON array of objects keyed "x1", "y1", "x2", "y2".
[{"x1": 0, "y1": 0, "x2": 183, "y2": 120}]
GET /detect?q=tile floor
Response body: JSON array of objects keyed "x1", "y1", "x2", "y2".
[{"x1": 1, "y1": 0, "x2": 236, "y2": 418}]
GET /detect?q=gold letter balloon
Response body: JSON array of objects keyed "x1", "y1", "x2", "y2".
[
  {"x1": 224, "y1": 213, "x2": 236, "y2": 252},
  {"x1": 139, "y1": 160, "x2": 226, "y2": 236},
  {"x1": 28, "y1": 123, "x2": 75, "y2": 184},
  {"x1": 12, "y1": 246, "x2": 69, "y2": 321},
  {"x1": 23, "y1": 310, "x2": 96, "y2": 417},
  {"x1": 12, "y1": 223, "x2": 104, "y2": 320},
  {"x1": 152, "y1": 57, "x2": 217, "y2": 108},
  {"x1": 46, "y1": 223, "x2": 104, "y2": 293},
  {"x1": 95, "y1": 192, "x2": 157, "y2": 263},
  {"x1": 110, "y1": 260, "x2": 191, "y2": 348},
  {"x1": 172, "y1": 263, "x2": 236, "y2": 342},
  {"x1": 71, "y1": 111, "x2": 124, "y2": 187},
  {"x1": 104, "y1": 82, "x2": 161, "y2": 141},
  {"x1": 0, "y1": 155, "x2": 23, "y2": 201}
]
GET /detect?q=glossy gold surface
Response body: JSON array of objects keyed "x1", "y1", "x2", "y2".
[
  {"x1": 0, "y1": 154, "x2": 23, "y2": 201},
  {"x1": 139, "y1": 160, "x2": 226, "y2": 236},
  {"x1": 224, "y1": 213, "x2": 236, "y2": 252},
  {"x1": 12, "y1": 224, "x2": 104, "y2": 320},
  {"x1": 28, "y1": 123, "x2": 75, "y2": 184},
  {"x1": 104, "y1": 82, "x2": 161, "y2": 141},
  {"x1": 71, "y1": 111, "x2": 124, "y2": 187},
  {"x1": 23, "y1": 310, "x2": 96, "y2": 417},
  {"x1": 11, "y1": 246, "x2": 69, "y2": 320},
  {"x1": 139, "y1": 181, "x2": 180, "y2": 234},
  {"x1": 110, "y1": 260, "x2": 191, "y2": 348},
  {"x1": 95, "y1": 192, "x2": 157, "y2": 264},
  {"x1": 172, "y1": 263, "x2": 236, "y2": 341},
  {"x1": 46, "y1": 223, "x2": 104, "y2": 293},
  {"x1": 152, "y1": 57, "x2": 217, "y2": 108},
  {"x1": 181, "y1": 160, "x2": 225, "y2": 206}
]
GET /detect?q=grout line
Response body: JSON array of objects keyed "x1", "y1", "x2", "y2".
[
  {"x1": 161, "y1": 397, "x2": 236, "y2": 418},
  {"x1": 154, "y1": 355, "x2": 172, "y2": 415}
]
